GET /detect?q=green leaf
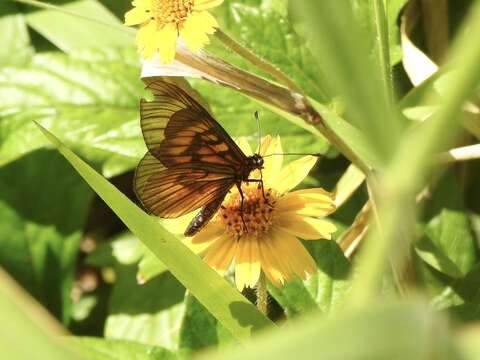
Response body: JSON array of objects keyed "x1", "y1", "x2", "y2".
[
  {"x1": 386, "y1": 0, "x2": 409, "y2": 65},
  {"x1": 203, "y1": 301, "x2": 458, "y2": 360},
  {"x1": 304, "y1": 241, "x2": 352, "y2": 315},
  {"x1": 267, "y1": 278, "x2": 318, "y2": 318},
  {"x1": 110, "y1": 233, "x2": 145, "y2": 265},
  {"x1": 0, "y1": 49, "x2": 146, "y2": 177},
  {"x1": 310, "y1": 100, "x2": 381, "y2": 169},
  {"x1": 179, "y1": 294, "x2": 235, "y2": 355},
  {"x1": 71, "y1": 337, "x2": 177, "y2": 360},
  {"x1": 351, "y1": 0, "x2": 408, "y2": 65},
  {"x1": 416, "y1": 170, "x2": 477, "y2": 277},
  {"x1": 105, "y1": 267, "x2": 186, "y2": 350},
  {"x1": 0, "y1": 150, "x2": 92, "y2": 324},
  {"x1": 36, "y1": 123, "x2": 273, "y2": 343},
  {"x1": 25, "y1": 0, "x2": 134, "y2": 52},
  {"x1": 0, "y1": 272, "x2": 82, "y2": 360},
  {"x1": 212, "y1": 2, "x2": 330, "y2": 102},
  {"x1": 269, "y1": 241, "x2": 351, "y2": 317},
  {"x1": 137, "y1": 251, "x2": 168, "y2": 284},
  {"x1": 0, "y1": 2, "x2": 33, "y2": 66}
]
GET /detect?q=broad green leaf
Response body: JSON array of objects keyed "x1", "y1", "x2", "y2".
[
  {"x1": 212, "y1": 2, "x2": 330, "y2": 102},
  {"x1": 36, "y1": 124, "x2": 273, "y2": 343},
  {"x1": 0, "y1": 2, "x2": 33, "y2": 66},
  {"x1": 267, "y1": 278, "x2": 318, "y2": 318},
  {"x1": 269, "y1": 241, "x2": 351, "y2": 318},
  {"x1": 0, "y1": 48, "x2": 145, "y2": 177},
  {"x1": 203, "y1": 301, "x2": 458, "y2": 360},
  {"x1": 416, "y1": 170, "x2": 477, "y2": 277},
  {"x1": 304, "y1": 241, "x2": 352, "y2": 315},
  {"x1": 25, "y1": 0, "x2": 133, "y2": 52},
  {"x1": 105, "y1": 267, "x2": 185, "y2": 350},
  {"x1": 179, "y1": 294, "x2": 235, "y2": 355},
  {"x1": 0, "y1": 150, "x2": 92, "y2": 324},
  {"x1": 420, "y1": 262, "x2": 480, "y2": 322},
  {"x1": 86, "y1": 232, "x2": 167, "y2": 283},
  {"x1": 71, "y1": 337, "x2": 176, "y2": 360}
]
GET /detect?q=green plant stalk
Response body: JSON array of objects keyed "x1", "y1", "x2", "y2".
[
  {"x1": 35, "y1": 123, "x2": 273, "y2": 343},
  {"x1": 371, "y1": 0, "x2": 393, "y2": 104},
  {"x1": 349, "y1": 1, "x2": 480, "y2": 307}
]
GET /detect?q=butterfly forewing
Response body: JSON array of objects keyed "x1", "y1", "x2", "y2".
[{"x1": 135, "y1": 81, "x2": 252, "y2": 232}]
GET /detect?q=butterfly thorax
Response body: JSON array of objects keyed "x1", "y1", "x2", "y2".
[{"x1": 242, "y1": 153, "x2": 264, "y2": 180}]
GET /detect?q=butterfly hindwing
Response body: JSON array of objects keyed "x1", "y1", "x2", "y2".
[{"x1": 139, "y1": 164, "x2": 234, "y2": 218}]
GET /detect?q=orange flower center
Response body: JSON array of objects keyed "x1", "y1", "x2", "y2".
[
  {"x1": 219, "y1": 186, "x2": 278, "y2": 238},
  {"x1": 152, "y1": 0, "x2": 193, "y2": 25}
]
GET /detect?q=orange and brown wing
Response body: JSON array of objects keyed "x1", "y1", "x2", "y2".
[
  {"x1": 140, "y1": 81, "x2": 247, "y2": 172},
  {"x1": 134, "y1": 152, "x2": 234, "y2": 218}
]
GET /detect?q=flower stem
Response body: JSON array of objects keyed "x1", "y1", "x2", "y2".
[
  {"x1": 256, "y1": 273, "x2": 268, "y2": 315},
  {"x1": 215, "y1": 29, "x2": 304, "y2": 95}
]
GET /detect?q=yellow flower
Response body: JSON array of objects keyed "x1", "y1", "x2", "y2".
[
  {"x1": 125, "y1": 0, "x2": 223, "y2": 63},
  {"x1": 164, "y1": 136, "x2": 337, "y2": 291}
]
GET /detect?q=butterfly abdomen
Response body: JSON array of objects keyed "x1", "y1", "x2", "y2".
[{"x1": 184, "y1": 196, "x2": 226, "y2": 237}]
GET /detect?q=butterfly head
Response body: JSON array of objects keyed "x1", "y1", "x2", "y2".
[{"x1": 247, "y1": 153, "x2": 264, "y2": 170}]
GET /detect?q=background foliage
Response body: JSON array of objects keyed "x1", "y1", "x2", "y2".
[{"x1": 2, "y1": 0, "x2": 480, "y2": 359}]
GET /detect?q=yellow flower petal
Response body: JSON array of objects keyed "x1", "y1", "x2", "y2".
[
  {"x1": 136, "y1": 21, "x2": 157, "y2": 58},
  {"x1": 183, "y1": 223, "x2": 224, "y2": 254},
  {"x1": 234, "y1": 236, "x2": 261, "y2": 290},
  {"x1": 259, "y1": 237, "x2": 285, "y2": 287},
  {"x1": 133, "y1": 0, "x2": 151, "y2": 7},
  {"x1": 195, "y1": 0, "x2": 224, "y2": 11},
  {"x1": 275, "y1": 213, "x2": 337, "y2": 240},
  {"x1": 180, "y1": 11, "x2": 218, "y2": 52},
  {"x1": 261, "y1": 135, "x2": 283, "y2": 186},
  {"x1": 257, "y1": 135, "x2": 273, "y2": 155},
  {"x1": 236, "y1": 137, "x2": 252, "y2": 155},
  {"x1": 155, "y1": 24, "x2": 178, "y2": 63},
  {"x1": 203, "y1": 236, "x2": 237, "y2": 275},
  {"x1": 125, "y1": 6, "x2": 150, "y2": 26},
  {"x1": 271, "y1": 228, "x2": 317, "y2": 277},
  {"x1": 160, "y1": 210, "x2": 197, "y2": 235},
  {"x1": 277, "y1": 188, "x2": 336, "y2": 217},
  {"x1": 274, "y1": 156, "x2": 317, "y2": 193}
]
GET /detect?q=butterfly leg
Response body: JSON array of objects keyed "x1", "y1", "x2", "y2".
[
  {"x1": 244, "y1": 178, "x2": 274, "y2": 208},
  {"x1": 236, "y1": 182, "x2": 248, "y2": 232}
]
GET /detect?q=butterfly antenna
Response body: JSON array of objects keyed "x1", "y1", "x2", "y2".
[
  {"x1": 255, "y1": 111, "x2": 262, "y2": 150},
  {"x1": 263, "y1": 152, "x2": 323, "y2": 158}
]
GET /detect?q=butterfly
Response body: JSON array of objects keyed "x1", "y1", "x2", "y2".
[{"x1": 134, "y1": 80, "x2": 266, "y2": 237}]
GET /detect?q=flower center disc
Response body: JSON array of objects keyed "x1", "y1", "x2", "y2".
[
  {"x1": 219, "y1": 186, "x2": 277, "y2": 238},
  {"x1": 153, "y1": 0, "x2": 193, "y2": 25}
]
